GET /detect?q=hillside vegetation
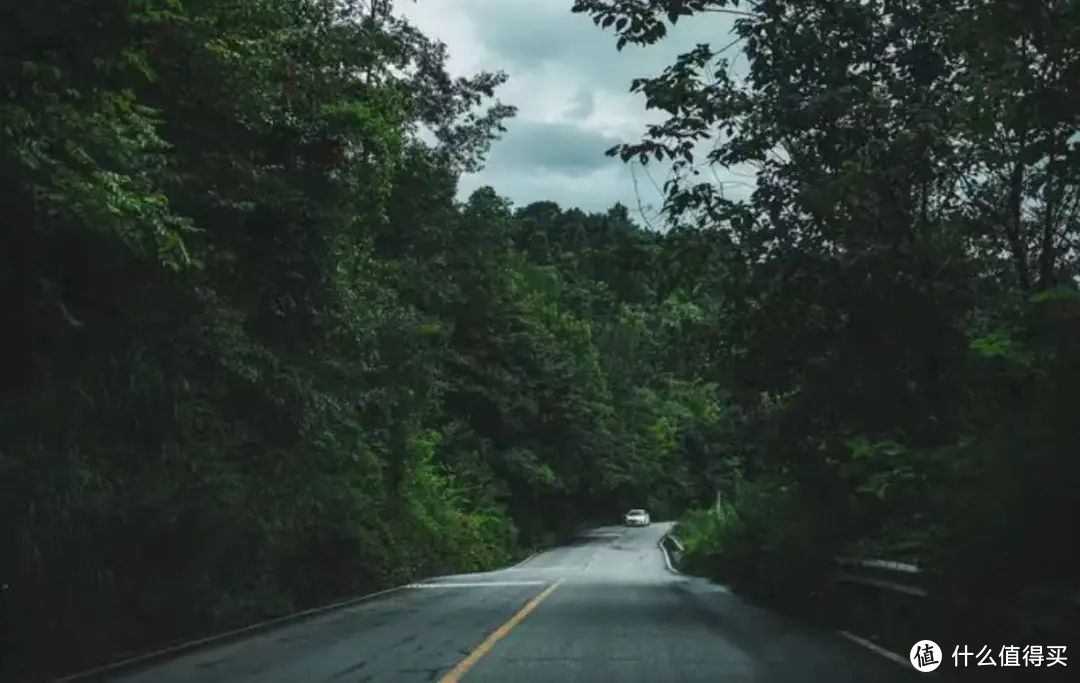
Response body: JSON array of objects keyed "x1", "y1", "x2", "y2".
[
  {"x1": 3, "y1": 0, "x2": 1079, "y2": 677},
  {"x1": 1, "y1": 1, "x2": 730, "y2": 676}
]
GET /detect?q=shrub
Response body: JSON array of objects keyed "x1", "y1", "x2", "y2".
[{"x1": 676, "y1": 478, "x2": 842, "y2": 606}]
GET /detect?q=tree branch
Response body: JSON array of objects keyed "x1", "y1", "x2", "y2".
[{"x1": 701, "y1": 8, "x2": 755, "y2": 17}]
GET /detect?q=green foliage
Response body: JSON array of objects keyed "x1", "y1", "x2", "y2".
[
  {"x1": 0, "y1": 0, "x2": 527, "y2": 677},
  {"x1": 2, "y1": 3, "x2": 734, "y2": 678},
  {"x1": 579, "y1": 0, "x2": 1080, "y2": 637},
  {"x1": 7, "y1": 0, "x2": 1075, "y2": 675},
  {"x1": 676, "y1": 479, "x2": 841, "y2": 605}
]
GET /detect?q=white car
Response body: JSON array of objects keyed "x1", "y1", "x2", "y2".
[{"x1": 624, "y1": 509, "x2": 651, "y2": 526}]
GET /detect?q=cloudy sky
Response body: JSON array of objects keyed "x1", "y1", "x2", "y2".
[{"x1": 397, "y1": 0, "x2": 744, "y2": 220}]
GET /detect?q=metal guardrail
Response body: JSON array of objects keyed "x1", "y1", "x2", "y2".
[
  {"x1": 835, "y1": 560, "x2": 1080, "y2": 607},
  {"x1": 835, "y1": 556, "x2": 1080, "y2": 620},
  {"x1": 834, "y1": 557, "x2": 928, "y2": 598},
  {"x1": 837, "y1": 558, "x2": 919, "y2": 574},
  {"x1": 660, "y1": 534, "x2": 684, "y2": 571}
]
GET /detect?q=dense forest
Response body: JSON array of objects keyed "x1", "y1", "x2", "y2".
[
  {"x1": 2, "y1": 0, "x2": 1078, "y2": 678},
  {"x1": 572, "y1": 0, "x2": 1080, "y2": 653}
]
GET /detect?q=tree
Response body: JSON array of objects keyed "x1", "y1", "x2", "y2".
[{"x1": 575, "y1": 0, "x2": 1080, "y2": 620}]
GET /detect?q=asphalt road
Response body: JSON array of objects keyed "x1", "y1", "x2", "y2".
[{"x1": 109, "y1": 523, "x2": 921, "y2": 682}]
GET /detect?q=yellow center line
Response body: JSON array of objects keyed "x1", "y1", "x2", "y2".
[{"x1": 438, "y1": 579, "x2": 564, "y2": 683}]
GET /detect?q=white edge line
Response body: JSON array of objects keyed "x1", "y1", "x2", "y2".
[
  {"x1": 838, "y1": 630, "x2": 911, "y2": 669},
  {"x1": 407, "y1": 581, "x2": 546, "y2": 588},
  {"x1": 52, "y1": 584, "x2": 410, "y2": 682}
]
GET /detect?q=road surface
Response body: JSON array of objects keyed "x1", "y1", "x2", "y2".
[{"x1": 109, "y1": 523, "x2": 920, "y2": 682}]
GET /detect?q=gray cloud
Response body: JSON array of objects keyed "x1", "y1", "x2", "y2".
[
  {"x1": 398, "y1": 0, "x2": 747, "y2": 220},
  {"x1": 468, "y1": 0, "x2": 736, "y2": 87},
  {"x1": 564, "y1": 90, "x2": 595, "y2": 120},
  {"x1": 484, "y1": 120, "x2": 619, "y2": 176}
]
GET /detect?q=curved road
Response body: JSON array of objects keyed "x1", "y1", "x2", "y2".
[{"x1": 110, "y1": 523, "x2": 919, "y2": 682}]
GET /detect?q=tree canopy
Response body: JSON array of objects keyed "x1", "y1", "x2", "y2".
[
  {"x1": 576, "y1": 0, "x2": 1080, "y2": 644},
  {"x1": 2, "y1": 0, "x2": 1078, "y2": 677}
]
